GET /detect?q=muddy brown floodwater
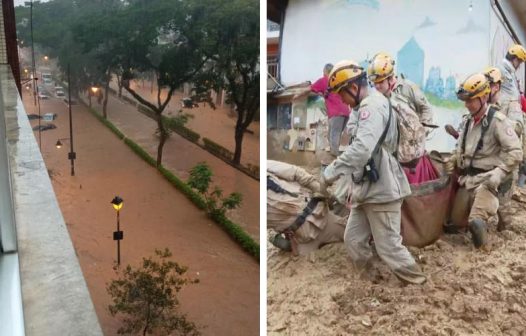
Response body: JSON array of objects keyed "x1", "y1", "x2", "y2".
[
  {"x1": 24, "y1": 93, "x2": 259, "y2": 336},
  {"x1": 90, "y1": 86, "x2": 260, "y2": 240}
]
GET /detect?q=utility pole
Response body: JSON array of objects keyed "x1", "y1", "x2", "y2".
[{"x1": 67, "y1": 64, "x2": 76, "y2": 176}]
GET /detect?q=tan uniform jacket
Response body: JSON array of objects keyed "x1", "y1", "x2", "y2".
[
  {"x1": 267, "y1": 160, "x2": 327, "y2": 243},
  {"x1": 499, "y1": 59, "x2": 523, "y2": 130},
  {"x1": 456, "y1": 106, "x2": 522, "y2": 189},
  {"x1": 393, "y1": 78, "x2": 434, "y2": 127},
  {"x1": 325, "y1": 91, "x2": 411, "y2": 207},
  {"x1": 346, "y1": 108, "x2": 359, "y2": 140}
]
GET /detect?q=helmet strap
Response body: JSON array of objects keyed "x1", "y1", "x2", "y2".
[
  {"x1": 387, "y1": 76, "x2": 396, "y2": 92},
  {"x1": 473, "y1": 97, "x2": 485, "y2": 118},
  {"x1": 344, "y1": 84, "x2": 362, "y2": 105}
]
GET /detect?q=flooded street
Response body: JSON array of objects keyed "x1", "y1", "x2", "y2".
[
  {"x1": 90, "y1": 88, "x2": 260, "y2": 240},
  {"x1": 23, "y1": 92, "x2": 259, "y2": 336}
]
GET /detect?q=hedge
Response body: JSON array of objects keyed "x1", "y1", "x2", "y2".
[
  {"x1": 203, "y1": 137, "x2": 234, "y2": 161},
  {"x1": 164, "y1": 116, "x2": 201, "y2": 143},
  {"x1": 246, "y1": 163, "x2": 260, "y2": 178},
  {"x1": 85, "y1": 105, "x2": 259, "y2": 261},
  {"x1": 122, "y1": 95, "x2": 138, "y2": 107},
  {"x1": 137, "y1": 104, "x2": 158, "y2": 120},
  {"x1": 210, "y1": 212, "x2": 260, "y2": 259}
]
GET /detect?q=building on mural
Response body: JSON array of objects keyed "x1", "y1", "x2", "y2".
[
  {"x1": 397, "y1": 37, "x2": 424, "y2": 88},
  {"x1": 425, "y1": 66, "x2": 445, "y2": 98},
  {"x1": 444, "y1": 75, "x2": 457, "y2": 100}
]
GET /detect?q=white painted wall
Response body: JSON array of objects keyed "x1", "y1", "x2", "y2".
[
  {"x1": 278, "y1": 0, "x2": 525, "y2": 151},
  {"x1": 281, "y1": 0, "x2": 490, "y2": 86}
]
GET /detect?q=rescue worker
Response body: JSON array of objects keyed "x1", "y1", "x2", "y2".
[
  {"x1": 322, "y1": 60, "x2": 426, "y2": 285},
  {"x1": 499, "y1": 44, "x2": 526, "y2": 136},
  {"x1": 293, "y1": 63, "x2": 351, "y2": 157},
  {"x1": 367, "y1": 52, "x2": 434, "y2": 168},
  {"x1": 446, "y1": 73, "x2": 522, "y2": 247},
  {"x1": 484, "y1": 66, "x2": 523, "y2": 231},
  {"x1": 445, "y1": 67, "x2": 504, "y2": 141},
  {"x1": 267, "y1": 160, "x2": 346, "y2": 256}
]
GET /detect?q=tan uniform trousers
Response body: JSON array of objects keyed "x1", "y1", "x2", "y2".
[
  {"x1": 344, "y1": 200, "x2": 419, "y2": 275},
  {"x1": 497, "y1": 174, "x2": 515, "y2": 227},
  {"x1": 451, "y1": 184, "x2": 500, "y2": 226},
  {"x1": 297, "y1": 211, "x2": 346, "y2": 255}
]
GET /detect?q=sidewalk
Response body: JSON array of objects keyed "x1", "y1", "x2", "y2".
[
  {"x1": 87, "y1": 91, "x2": 260, "y2": 240},
  {"x1": 23, "y1": 94, "x2": 259, "y2": 336},
  {"x1": 111, "y1": 79, "x2": 260, "y2": 168}
]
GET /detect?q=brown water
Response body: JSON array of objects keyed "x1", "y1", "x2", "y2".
[{"x1": 24, "y1": 94, "x2": 259, "y2": 336}]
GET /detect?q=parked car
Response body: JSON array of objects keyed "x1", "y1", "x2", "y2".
[
  {"x1": 38, "y1": 92, "x2": 49, "y2": 100},
  {"x1": 32, "y1": 123, "x2": 57, "y2": 131},
  {"x1": 42, "y1": 113, "x2": 57, "y2": 121},
  {"x1": 27, "y1": 114, "x2": 41, "y2": 120},
  {"x1": 181, "y1": 97, "x2": 199, "y2": 108}
]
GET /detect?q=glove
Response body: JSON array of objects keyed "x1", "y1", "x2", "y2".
[
  {"x1": 322, "y1": 163, "x2": 341, "y2": 184},
  {"x1": 483, "y1": 167, "x2": 508, "y2": 190},
  {"x1": 319, "y1": 174, "x2": 330, "y2": 197},
  {"x1": 444, "y1": 155, "x2": 457, "y2": 175}
]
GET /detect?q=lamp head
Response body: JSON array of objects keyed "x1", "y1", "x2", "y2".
[{"x1": 111, "y1": 196, "x2": 124, "y2": 211}]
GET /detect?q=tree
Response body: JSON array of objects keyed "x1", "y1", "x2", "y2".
[
  {"x1": 109, "y1": 0, "x2": 211, "y2": 166},
  {"x1": 195, "y1": 0, "x2": 260, "y2": 165},
  {"x1": 187, "y1": 162, "x2": 242, "y2": 217},
  {"x1": 107, "y1": 248, "x2": 200, "y2": 336}
]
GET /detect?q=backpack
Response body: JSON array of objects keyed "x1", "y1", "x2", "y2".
[{"x1": 390, "y1": 93, "x2": 426, "y2": 164}]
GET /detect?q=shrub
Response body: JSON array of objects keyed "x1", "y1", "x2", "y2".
[
  {"x1": 187, "y1": 163, "x2": 242, "y2": 217},
  {"x1": 107, "y1": 249, "x2": 200, "y2": 336}
]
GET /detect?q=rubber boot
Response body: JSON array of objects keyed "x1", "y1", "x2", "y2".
[
  {"x1": 393, "y1": 264, "x2": 427, "y2": 285},
  {"x1": 269, "y1": 233, "x2": 291, "y2": 252},
  {"x1": 468, "y1": 218, "x2": 487, "y2": 248}
]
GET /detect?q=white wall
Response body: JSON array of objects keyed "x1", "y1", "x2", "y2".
[
  {"x1": 281, "y1": 0, "x2": 490, "y2": 85},
  {"x1": 279, "y1": 0, "x2": 526, "y2": 152}
]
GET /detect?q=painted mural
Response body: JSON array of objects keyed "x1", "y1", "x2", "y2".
[{"x1": 279, "y1": 0, "x2": 521, "y2": 152}]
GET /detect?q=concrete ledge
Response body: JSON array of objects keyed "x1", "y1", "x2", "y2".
[{"x1": 0, "y1": 66, "x2": 103, "y2": 335}]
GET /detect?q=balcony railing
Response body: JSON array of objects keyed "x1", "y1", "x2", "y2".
[{"x1": 0, "y1": 65, "x2": 102, "y2": 336}]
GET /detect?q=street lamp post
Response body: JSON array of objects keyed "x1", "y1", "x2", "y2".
[
  {"x1": 67, "y1": 64, "x2": 76, "y2": 176},
  {"x1": 55, "y1": 138, "x2": 69, "y2": 149},
  {"x1": 91, "y1": 86, "x2": 100, "y2": 105},
  {"x1": 111, "y1": 196, "x2": 124, "y2": 266}
]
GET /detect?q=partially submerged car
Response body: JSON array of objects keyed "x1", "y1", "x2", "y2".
[{"x1": 32, "y1": 123, "x2": 57, "y2": 131}]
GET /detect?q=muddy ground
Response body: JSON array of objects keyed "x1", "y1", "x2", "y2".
[{"x1": 268, "y1": 184, "x2": 526, "y2": 336}]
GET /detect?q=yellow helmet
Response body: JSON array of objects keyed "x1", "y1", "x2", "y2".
[
  {"x1": 456, "y1": 73, "x2": 491, "y2": 101},
  {"x1": 328, "y1": 60, "x2": 366, "y2": 93},
  {"x1": 368, "y1": 52, "x2": 395, "y2": 83},
  {"x1": 483, "y1": 66, "x2": 502, "y2": 84},
  {"x1": 508, "y1": 44, "x2": 526, "y2": 62}
]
